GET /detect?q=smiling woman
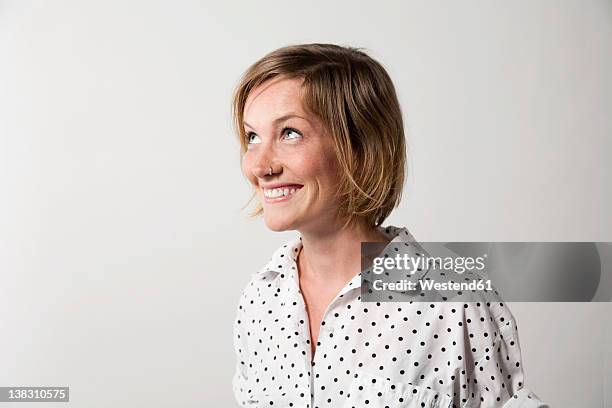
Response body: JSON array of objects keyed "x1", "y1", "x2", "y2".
[
  {"x1": 239, "y1": 76, "x2": 343, "y2": 233},
  {"x1": 230, "y1": 44, "x2": 547, "y2": 408}
]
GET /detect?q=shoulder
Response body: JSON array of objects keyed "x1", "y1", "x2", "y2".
[
  {"x1": 442, "y1": 300, "x2": 517, "y2": 334},
  {"x1": 427, "y1": 264, "x2": 518, "y2": 340},
  {"x1": 431, "y1": 299, "x2": 520, "y2": 365}
]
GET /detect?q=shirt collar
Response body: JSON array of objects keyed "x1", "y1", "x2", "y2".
[
  {"x1": 359, "y1": 228, "x2": 433, "y2": 294},
  {"x1": 254, "y1": 225, "x2": 426, "y2": 291},
  {"x1": 255, "y1": 235, "x2": 303, "y2": 279}
]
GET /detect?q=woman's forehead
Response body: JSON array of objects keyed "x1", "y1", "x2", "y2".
[{"x1": 244, "y1": 77, "x2": 306, "y2": 122}]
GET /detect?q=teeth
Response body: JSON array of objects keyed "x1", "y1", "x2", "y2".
[{"x1": 263, "y1": 186, "x2": 301, "y2": 198}]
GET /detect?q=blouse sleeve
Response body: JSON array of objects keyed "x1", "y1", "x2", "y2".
[
  {"x1": 461, "y1": 303, "x2": 549, "y2": 407},
  {"x1": 232, "y1": 290, "x2": 253, "y2": 407}
]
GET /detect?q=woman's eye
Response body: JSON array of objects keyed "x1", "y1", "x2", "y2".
[
  {"x1": 247, "y1": 132, "x2": 261, "y2": 144},
  {"x1": 283, "y1": 128, "x2": 302, "y2": 141}
]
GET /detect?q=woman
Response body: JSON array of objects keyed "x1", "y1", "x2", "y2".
[{"x1": 231, "y1": 44, "x2": 546, "y2": 408}]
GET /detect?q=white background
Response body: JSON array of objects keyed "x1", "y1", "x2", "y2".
[{"x1": 1, "y1": 1, "x2": 610, "y2": 406}]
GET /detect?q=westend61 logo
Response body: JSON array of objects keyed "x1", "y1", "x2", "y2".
[
  {"x1": 371, "y1": 253, "x2": 487, "y2": 275},
  {"x1": 363, "y1": 242, "x2": 611, "y2": 302}
]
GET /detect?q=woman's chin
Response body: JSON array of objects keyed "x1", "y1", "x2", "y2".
[{"x1": 263, "y1": 215, "x2": 297, "y2": 232}]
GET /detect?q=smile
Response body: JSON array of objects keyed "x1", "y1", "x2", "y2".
[{"x1": 262, "y1": 185, "x2": 303, "y2": 203}]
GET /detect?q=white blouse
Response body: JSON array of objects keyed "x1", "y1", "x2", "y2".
[{"x1": 232, "y1": 225, "x2": 547, "y2": 407}]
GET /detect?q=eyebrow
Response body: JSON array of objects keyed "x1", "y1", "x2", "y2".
[{"x1": 243, "y1": 113, "x2": 311, "y2": 130}]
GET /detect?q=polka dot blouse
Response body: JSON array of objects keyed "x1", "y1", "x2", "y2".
[{"x1": 232, "y1": 225, "x2": 547, "y2": 407}]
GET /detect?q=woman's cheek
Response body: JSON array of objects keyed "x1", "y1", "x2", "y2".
[{"x1": 241, "y1": 154, "x2": 258, "y2": 186}]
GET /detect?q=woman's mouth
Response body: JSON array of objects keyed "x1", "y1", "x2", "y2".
[{"x1": 262, "y1": 185, "x2": 303, "y2": 203}]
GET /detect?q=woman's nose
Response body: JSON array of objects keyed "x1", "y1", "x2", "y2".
[
  {"x1": 252, "y1": 162, "x2": 271, "y2": 179},
  {"x1": 250, "y1": 144, "x2": 277, "y2": 179}
]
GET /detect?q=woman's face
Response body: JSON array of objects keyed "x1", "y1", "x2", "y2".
[{"x1": 241, "y1": 76, "x2": 342, "y2": 232}]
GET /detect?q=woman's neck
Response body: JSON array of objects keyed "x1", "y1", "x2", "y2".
[{"x1": 297, "y1": 220, "x2": 390, "y2": 286}]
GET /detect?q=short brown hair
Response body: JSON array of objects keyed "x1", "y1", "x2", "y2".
[{"x1": 232, "y1": 43, "x2": 406, "y2": 228}]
